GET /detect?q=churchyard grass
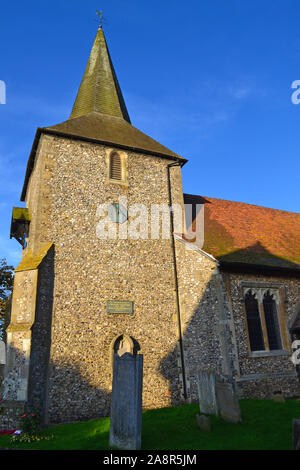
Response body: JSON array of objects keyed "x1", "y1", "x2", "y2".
[{"x1": 0, "y1": 398, "x2": 299, "y2": 450}]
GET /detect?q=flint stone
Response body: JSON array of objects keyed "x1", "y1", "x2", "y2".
[
  {"x1": 215, "y1": 381, "x2": 242, "y2": 423},
  {"x1": 196, "y1": 370, "x2": 218, "y2": 415},
  {"x1": 109, "y1": 352, "x2": 143, "y2": 450},
  {"x1": 196, "y1": 414, "x2": 211, "y2": 432},
  {"x1": 293, "y1": 419, "x2": 300, "y2": 450}
]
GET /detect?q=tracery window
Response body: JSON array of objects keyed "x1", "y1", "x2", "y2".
[{"x1": 243, "y1": 286, "x2": 284, "y2": 353}]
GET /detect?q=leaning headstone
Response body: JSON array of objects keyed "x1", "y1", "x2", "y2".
[
  {"x1": 196, "y1": 414, "x2": 211, "y2": 432},
  {"x1": 293, "y1": 419, "x2": 300, "y2": 450},
  {"x1": 109, "y1": 352, "x2": 143, "y2": 450},
  {"x1": 196, "y1": 370, "x2": 218, "y2": 415},
  {"x1": 215, "y1": 381, "x2": 242, "y2": 423},
  {"x1": 0, "y1": 341, "x2": 5, "y2": 365}
]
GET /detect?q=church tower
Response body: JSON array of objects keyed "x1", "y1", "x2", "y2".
[{"x1": 5, "y1": 26, "x2": 189, "y2": 425}]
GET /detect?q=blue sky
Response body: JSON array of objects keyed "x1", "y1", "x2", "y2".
[{"x1": 1, "y1": 0, "x2": 300, "y2": 267}]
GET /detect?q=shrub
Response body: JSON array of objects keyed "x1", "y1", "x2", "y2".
[
  {"x1": 12, "y1": 407, "x2": 54, "y2": 443},
  {"x1": 18, "y1": 409, "x2": 39, "y2": 435}
]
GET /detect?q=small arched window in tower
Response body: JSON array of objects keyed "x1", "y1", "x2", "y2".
[
  {"x1": 263, "y1": 291, "x2": 282, "y2": 350},
  {"x1": 245, "y1": 290, "x2": 265, "y2": 351},
  {"x1": 109, "y1": 152, "x2": 122, "y2": 181}
]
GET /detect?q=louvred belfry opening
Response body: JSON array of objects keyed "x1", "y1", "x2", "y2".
[{"x1": 110, "y1": 152, "x2": 122, "y2": 180}]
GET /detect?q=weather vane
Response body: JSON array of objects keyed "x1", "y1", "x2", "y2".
[{"x1": 95, "y1": 10, "x2": 107, "y2": 29}]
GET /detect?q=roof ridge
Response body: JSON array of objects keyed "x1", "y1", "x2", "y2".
[{"x1": 184, "y1": 193, "x2": 300, "y2": 216}]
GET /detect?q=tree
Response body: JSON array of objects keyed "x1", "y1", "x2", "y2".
[{"x1": 0, "y1": 258, "x2": 14, "y2": 339}]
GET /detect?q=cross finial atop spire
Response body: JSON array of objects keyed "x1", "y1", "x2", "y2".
[{"x1": 95, "y1": 10, "x2": 106, "y2": 29}]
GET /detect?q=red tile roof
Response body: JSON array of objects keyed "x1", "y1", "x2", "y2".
[{"x1": 184, "y1": 194, "x2": 300, "y2": 271}]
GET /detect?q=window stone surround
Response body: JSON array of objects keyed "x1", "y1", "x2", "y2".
[{"x1": 240, "y1": 280, "x2": 289, "y2": 355}]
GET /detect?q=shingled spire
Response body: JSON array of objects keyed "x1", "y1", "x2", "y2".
[
  {"x1": 69, "y1": 26, "x2": 131, "y2": 123},
  {"x1": 21, "y1": 25, "x2": 186, "y2": 201}
]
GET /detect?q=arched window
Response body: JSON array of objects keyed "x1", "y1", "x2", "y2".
[
  {"x1": 263, "y1": 291, "x2": 282, "y2": 350},
  {"x1": 245, "y1": 290, "x2": 265, "y2": 351},
  {"x1": 109, "y1": 152, "x2": 122, "y2": 181}
]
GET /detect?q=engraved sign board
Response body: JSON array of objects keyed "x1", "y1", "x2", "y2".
[{"x1": 107, "y1": 300, "x2": 134, "y2": 314}]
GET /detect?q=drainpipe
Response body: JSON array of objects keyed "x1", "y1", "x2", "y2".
[{"x1": 167, "y1": 161, "x2": 187, "y2": 400}]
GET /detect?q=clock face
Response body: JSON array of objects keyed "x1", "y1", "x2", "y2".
[{"x1": 108, "y1": 203, "x2": 128, "y2": 224}]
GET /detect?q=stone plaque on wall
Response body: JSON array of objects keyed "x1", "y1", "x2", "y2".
[{"x1": 106, "y1": 300, "x2": 134, "y2": 314}]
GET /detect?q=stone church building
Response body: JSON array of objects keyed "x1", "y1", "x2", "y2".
[{"x1": 1, "y1": 26, "x2": 300, "y2": 427}]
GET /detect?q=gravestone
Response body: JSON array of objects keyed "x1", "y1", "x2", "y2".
[
  {"x1": 215, "y1": 381, "x2": 242, "y2": 423},
  {"x1": 0, "y1": 340, "x2": 5, "y2": 386},
  {"x1": 196, "y1": 370, "x2": 218, "y2": 415},
  {"x1": 293, "y1": 419, "x2": 300, "y2": 450},
  {"x1": 109, "y1": 352, "x2": 143, "y2": 450},
  {"x1": 196, "y1": 414, "x2": 211, "y2": 432},
  {"x1": 0, "y1": 341, "x2": 5, "y2": 365}
]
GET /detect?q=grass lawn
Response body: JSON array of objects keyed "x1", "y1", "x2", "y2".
[{"x1": 0, "y1": 398, "x2": 299, "y2": 450}]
